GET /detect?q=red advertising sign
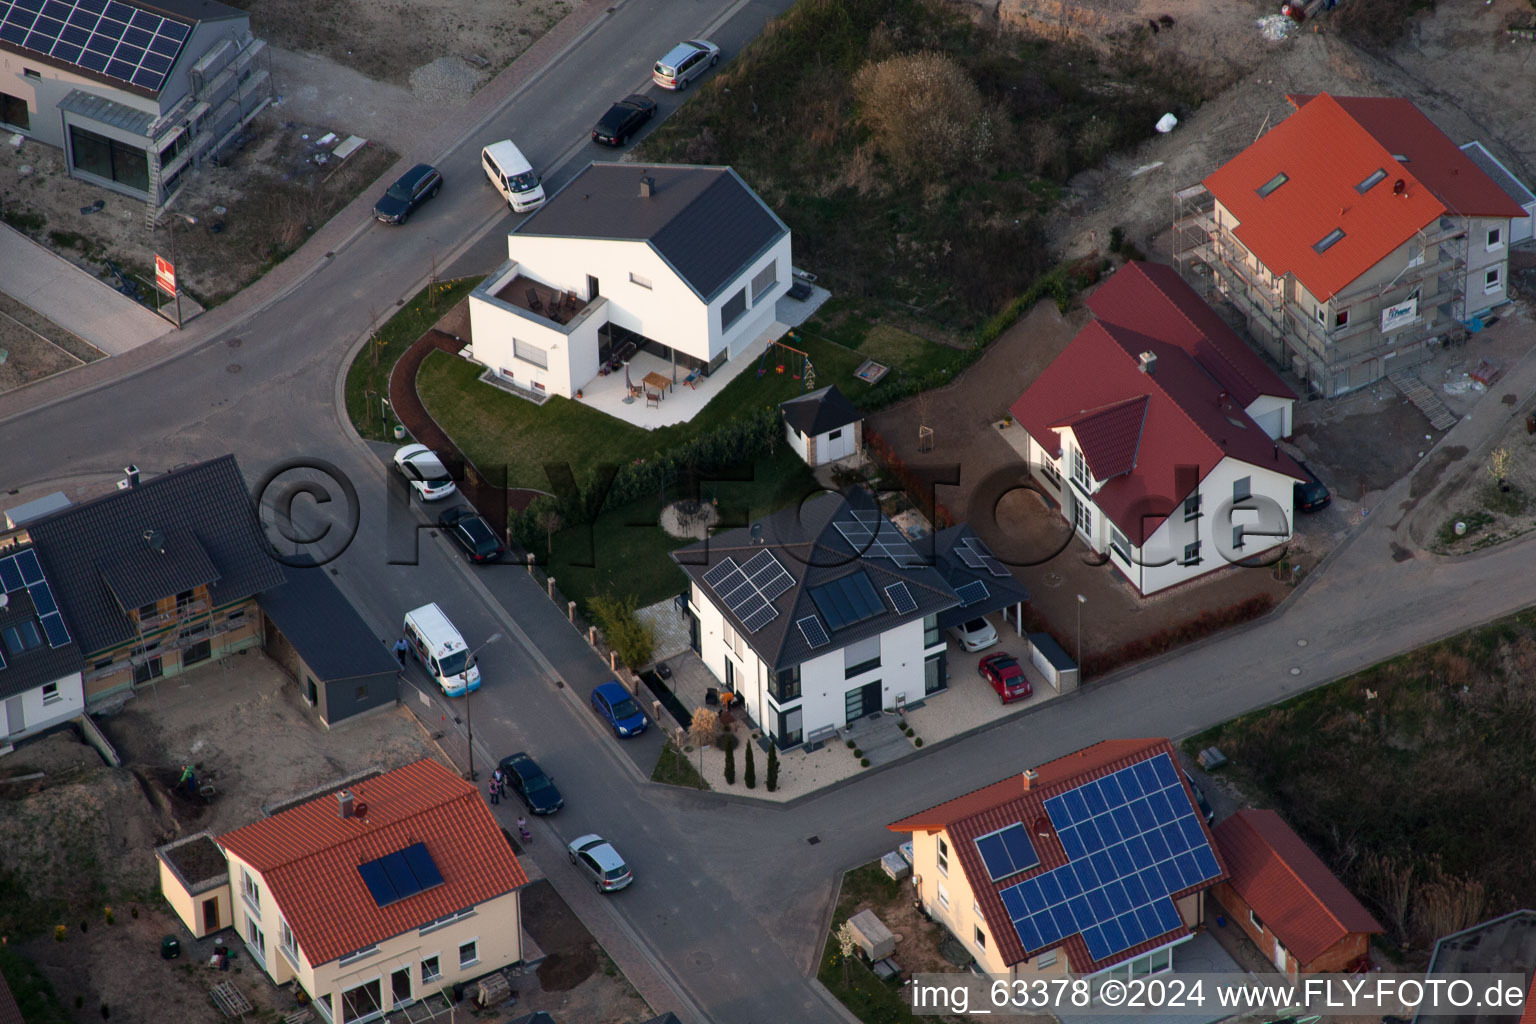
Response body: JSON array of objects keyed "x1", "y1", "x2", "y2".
[{"x1": 155, "y1": 254, "x2": 177, "y2": 296}]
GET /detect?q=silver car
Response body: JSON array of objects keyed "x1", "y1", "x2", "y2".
[
  {"x1": 653, "y1": 39, "x2": 719, "y2": 90},
  {"x1": 567, "y1": 834, "x2": 633, "y2": 892}
]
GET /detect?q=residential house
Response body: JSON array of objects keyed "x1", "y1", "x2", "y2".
[
  {"x1": 1175, "y1": 93, "x2": 1527, "y2": 395},
  {"x1": 158, "y1": 760, "x2": 529, "y2": 1024},
  {"x1": 672, "y1": 492, "x2": 964, "y2": 749},
  {"x1": 1209, "y1": 809, "x2": 1381, "y2": 978},
  {"x1": 469, "y1": 162, "x2": 791, "y2": 403},
  {"x1": 0, "y1": 535, "x2": 84, "y2": 746},
  {"x1": 888, "y1": 739, "x2": 1227, "y2": 979},
  {"x1": 1416, "y1": 909, "x2": 1536, "y2": 1024},
  {"x1": 1460, "y1": 142, "x2": 1536, "y2": 246},
  {"x1": 781, "y1": 384, "x2": 862, "y2": 467},
  {"x1": 927, "y1": 521, "x2": 1032, "y2": 639},
  {"x1": 258, "y1": 563, "x2": 400, "y2": 728},
  {"x1": 1009, "y1": 260, "x2": 1304, "y2": 596},
  {"x1": 26, "y1": 458, "x2": 285, "y2": 703},
  {"x1": 0, "y1": 0, "x2": 272, "y2": 208}
]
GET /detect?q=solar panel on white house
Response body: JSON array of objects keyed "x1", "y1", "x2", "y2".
[
  {"x1": 884, "y1": 582, "x2": 917, "y2": 615},
  {"x1": 0, "y1": 0, "x2": 190, "y2": 93},
  {"x1": 40, "y1": 612, "x2": 71, "y2": 647},
  {"x1": 796, "y1": 616, "x2": 831, "y2": 649},
  {"x1": 0, "y1": 555, "x2": 22, "y2": 592},
  {"x1": 708, "y1": 551, "x2": 793, "y2": 632},
  {"x1": 975, "y1": 823, "x2": 1040, "y2": 881},
  {"x1": 16, "y1": 549, "x2": 43, "y2": 585},
  {"x1": 809, "y1": 571, "x2": 885, "y2": 631},
  {"x1": 703, "y1": 557, "x2": 741, "y2": 590},
  {"x1": 981, "y1": 555, "x2": 1011, "y2": 578},
  {"x1": 957, "y1": 547, "x2": 984, "y2": 568},
  {"x1": 955, "y1": 580, "x2": 989, "y2": 606}
]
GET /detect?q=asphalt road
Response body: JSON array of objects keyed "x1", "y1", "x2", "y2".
[{"x1": 5, "y1": 0, "x2": 1536, "y2": 1022}]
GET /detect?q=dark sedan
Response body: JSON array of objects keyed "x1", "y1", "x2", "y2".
[
  {"x1": 1294, "y1": 461, "x2": 1331, "y2": 513},
  {"x1": 499, "y1": 752, "x2": 564, "y2": 815},
  {"x1": 592, "y1": 94, "x2": 658, "y2": 146},
  {"x1": 438, "y1": 507, "x2": 505, "y2": 563},
  {"x1": 373, "y1": 163, "x2": 442, "y2": 224}
]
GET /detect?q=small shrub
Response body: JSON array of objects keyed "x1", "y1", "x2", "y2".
[
  {"x1": 1109, "y1": 225, "x2": 1126, "y2": 253},
  {"x1": 846, "y1": 739, "x2": 856, "y2": 749},
  {"x1": 853, "y1": 747, "x2": 863, "y2": 758},
  {"x1": 104, "y1": 906, "x2": 115, "y2": 925},
  {"x1": 54, "y1": 924, "x2": 66, "y2": 941},
  {"x1": 724, "y1": 743, "x2": 736, "y2": 785},
  {"x1": 860, "y1": 757, "x2": 871, "y2": 767},
  {"x1": 914, "y1": 738, "x2": 924, "y2": 747}
]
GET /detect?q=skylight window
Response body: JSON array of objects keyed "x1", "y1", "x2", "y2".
[
  {"x1": 1256, "y1": 173, "x2": 1289, "y2": 198},
  {"x1": 1356, "y1": 169, "x2": 1387, "y2": 194},
  {"x1": 1313, "y1": 228, "x2": 1345, "y2": 254},
  {"x1": 1391, "y1": 154, "x2": 1408, "y2": 162}
]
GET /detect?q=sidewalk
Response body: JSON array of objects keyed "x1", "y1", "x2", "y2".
[{"x1": 0, "y1": 222, "x2": 172, "y2": 356}]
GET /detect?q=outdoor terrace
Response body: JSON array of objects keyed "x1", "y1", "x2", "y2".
[{"x1": 493, "y1": 273, "x2": 591, "y2": 325}]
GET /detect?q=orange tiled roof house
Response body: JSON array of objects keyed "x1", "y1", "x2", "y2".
[
  {"x1": 157, "y1": 761, "x2": 529, "y2": 1023},
  {"x1": 1174, "y1": 94, "x2": 1528, "y2": 397}
]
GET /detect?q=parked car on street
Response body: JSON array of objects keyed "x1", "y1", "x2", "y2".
[
  {"x1": 373, "y1": 163, "x2": 442, "y2": 224},
  {"x1": 978, "y1": 652, "x2": 1033, "y2": 704},
  {"x1": 393, "y1": 444, "x2": 456, "y2": 502},
  {"x1": 592, "y1": 94, "x2": 658, "y2": 145},
  {"x1": 499, "y1": 752, "x2": 564, "y2": 815},
  {"x1": 438, "y1": 506, "x2": 505, "y2": 563},
  {"x1": 652, "y1": 39, "x2": 719, "y2": 90},
  {"x1": 1294, "y1": 461, "x2": 1331, "y2": 513},
  {"x1": 568, "y1": 834, "x2": 633, "y2": 891},
  {"x1": 591, "y1": 681, "x2": 647, "y2": 737},
  {"x1": 952, "y1": 617, "x2": 999, "y2": 653}
]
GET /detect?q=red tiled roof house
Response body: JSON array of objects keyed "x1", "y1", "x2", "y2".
[
  {"x1": 1008, "y1": 261, "x2": 1303, "y2": 596},
  {"x1": 888, "y1": 739, "x2": 1227, "y2": 980},
  {"x1": 1209, "y1": 809, "x2": 1381, "y2": 979},
  {"x1": 1175, "y1": 93, "x2": 1527, "y2": 397},
  {"x1": 157, "y1": 760, "x2": 529, "y2": 1023}
]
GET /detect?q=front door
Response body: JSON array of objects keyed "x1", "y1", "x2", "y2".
[
  {"x1": 861, "y1": 681, "x2": 881, "y2": 717},
  {"x1": 688, "y1": 613, "x2": 700, "y2": 654},
  {"x1": 391, "y1": 967, "x2": 412, "y2": 1008},
  {"x1": 202, "y1": 897, "x2": 219, "y2": 933},
  {"x1": 723, "y1": 658, "x2": 734, "y2": 691},
  {"x1": 4, "y1": 695, "x2": 23, "y2": 737},
  {"x1": 845, "y1": 682, "x2": 881, "y2": 724}
]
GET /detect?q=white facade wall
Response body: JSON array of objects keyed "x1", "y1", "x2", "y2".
[
  {"x1": 1465, "y1": 215, "x2": 1511, "y2": 316},
  {"x1": 703, "y1": 237, "x2": 792, "y2": 360},
  {"x1": 1, "y1": 670, "x2": 85, "y2": 743},
  {"x1": 0, "y1": 51, "x2": 158, "y2": 150},
  {"x1": 1243, "y1": 395, "x2": 1292, "y2": 440},
  {"x1": 785, "y1": 425, "x2": 810, "y2": 462}
]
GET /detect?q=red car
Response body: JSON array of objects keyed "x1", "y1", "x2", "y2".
[{"x1": 979, "y1": 652, "x2": 1032, "y2": 704}]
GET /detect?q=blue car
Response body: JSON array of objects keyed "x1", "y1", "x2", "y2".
[{"x1": 591, "y1": 681, "x2": 647, "y2": 738}]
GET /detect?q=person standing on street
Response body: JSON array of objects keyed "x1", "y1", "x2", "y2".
[
  {"x1": 393, "y1": 636, "x2": 409, "y2": 669},
  {"x1": 487, "y1": 774, "x2": 500, "y2": 805}
]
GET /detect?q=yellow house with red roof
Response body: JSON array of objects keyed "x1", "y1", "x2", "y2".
[
  {"x1": 157, "y1": 760, "x2": 528, "y2": 1024},
  {"x1": 1175, "y1": 93, "x2": 1528, "y2": 397}
]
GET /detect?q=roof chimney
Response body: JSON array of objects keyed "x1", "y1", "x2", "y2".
[
  {"x1": 639, "y1": 175, "x2": 656, "y2": 198},
  {"x1": 1022, "y1": 768, "x2": 1039, "y2": 789},
  {"x1": 1273, "y1": 443, "x2": 1279, "y2": 461},
  {"x1": 750, "y1": 522, "x2": 764, "y2": 545},
  {"x1": 124, "y1": 464, "x2": 140, "y2": 488},
  {"x1": 337, "y1": 789, "x2": 355, "y2": 819},
  {"x1": 1138, "y1": 351, "x2": 1157, "y2": 375},
  {"x1": 143, "y1": 528, "x2": 166, "y2": 555}
]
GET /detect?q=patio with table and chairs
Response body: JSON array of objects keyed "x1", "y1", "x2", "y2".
[{"x1": 579, "y1": 331, "x2": 780, "y2": 428}]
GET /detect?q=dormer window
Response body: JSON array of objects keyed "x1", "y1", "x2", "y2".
[
  {"x1": 1256, "y1": 172, "x2": 1288, "y2": 198},
  {"x1": 1356, "y1": 169, "x2": 1386, "y2": 193},
  {"x1": 1313, "y1": 228, "x2": 1345, "y2": 254}
]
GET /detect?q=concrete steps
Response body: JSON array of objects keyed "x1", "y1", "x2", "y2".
[{"x1": 1389, "y1": 371, "x2": 1458, "y2": 431}]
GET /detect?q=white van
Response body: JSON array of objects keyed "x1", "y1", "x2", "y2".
[
  {"x1": 481, "y1": 140, "x2": 546, "y2": 213},
  {"x1": 403, "y1": 603, "x2": 481, "y2": 696}
]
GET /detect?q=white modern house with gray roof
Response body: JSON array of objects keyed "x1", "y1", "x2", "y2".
[
  {"x1": 0, "y1": 538, "x2": 85, "y2": 747},
  {"x1": 0, "y1": 0, "x2": 271, "y2": 209},
  {"x1": 469, "y1": 162, "x2": 792, "y2": 406}
]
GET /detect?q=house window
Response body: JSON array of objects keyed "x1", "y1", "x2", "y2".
[
  {"x1": 1072, "y1": 500, "x2": 1092, "y2": 537},
  {"x1": 338, "y1": 945, "x2": 378, "y2": 966},
  {"x1": 1234, "y1": 476, "x2": 1251, "y2": 502},
  {"x1": 721, "y1": 288, "x2": 748, "y2": 331},
  {"x1": 69, "y1": 125, "x2": 149, "y2": 192},
  {"x1": 280, "y1": 918, "x2": 299, "y2": 960},
  {"x1": 419, "y1": 908, "x2": 474, "y2": 934},
  {"x1": 93, "y1": 657, "x2": 113, "y2": 671},
  {"x1": 828, "y1": 428, "x2": 842, "y2": 441},
  {"x1": 138, "y1": 601, "x2": 160, "y2": 620},
  {"x1": 159, "y1": 130, "x2": 189, "y2": 166},
  {"x1": 226, "y1": 609, "x2": 245, "y2": 623},
  {"x1": 629, "y1": 272, "x2": 652, "y2": 289},
  {"x1": 42, "y1": 682, "x2": 62, "y2": 705},
  {"x1": 182, "y1": 640, "x2": 212, "y2": 667},
  {"x1": 1312, "y1": 228, "x2": 1345, "y2": 254},
  {"x1": 843, "y1": 636, "x2": 881, "y2": 678},
  {"x1": 771, "y1": 665, "x2": 801, "y2": 703},
  {"x1": 176, "y1": 589, "x2": 196, "y2": 611},
  {"x1": 923, "y1": 652, "x2": 946, "y2": 694},
  {"x1": 1183, "y1": 493, "x2": 1201, "y2": 521},
  {"x1": 1109, "y1": 526, "x2": 1130, "y2": 564},
  {"x1": 1039, "y1": 460, "x2": 1062, "y2": 489},
  {"x1": 458, "y1": 939, "x2": 478, "y2": 969},
  {"x1": 1182, "y1": 541, "x2": 1202, "y2": 566},
  {"x1": 974, "y1": 925, "x2": 987, "y2": 949},
  {"x1": 245, "y1": 918, "x2": 265, "y2": 964},
  {"x1": 0, "y1": 92, "x2": 27, "y2": 131},
  {"x1": 1256, "y1": 172, "x2": 1288, "y2": 198},
  {"x1": 513, "y1": 338, "x2": 548, "y2": 369},
  {"x1": 1334, "y1": 309, "x2": 1350, "y2": 328},
  {"x1": 2, "y1": 621, "x2": 42, "y2": 654},
  {"x1": 937, "y1": 838, "x2": 949, "y2": 876},
  {"x1": 1233, "y1": 525, "x2": 1246, "y2": 551},
  {"x1": 1486, "y1": 267, "x2": 1502, "y2": 294},
  {"x1": 421, "y1": 955, "x2": 441, "y2": 983},
  {"x1": 23, "y1": 68, "x2": 40, "y2": 79},
  {"x1": 133, "y1": 657, "x2": 163, "y2": 684},
  {"x1": 1314, "y1": 305, "x2": 1326, "y2": 327},
  {"x1": 355, "y1": 684, "x2": 369, "y2": 700},
  {"x1": 341, "y1": 979, "x2": 381, "y2": 1024},
  {"x1": 1250, "y1": 909, "x2": 1265, "y2": 932},
  {"x1": 1487, "y1": 227, "x2": 1503, "y2": 250},
  {"x1": 751, "y1": 261, "x2": 778, "y2": 304},
  {"x1": 1070, "y1": 449, "x2": 1091, "y2": 490},
  {"x1": 923, "y1": 614, "x2": 941, "y2": 648},
  {"x1": 241, "y1": 870, "x2": 261, "y2": 911},
  {"x1": 776, "y1": 706, "x2": 803, "y2": 747},
  {"x1": 1037, "y1": 950, "x2": 1058, "y2": 968},
  {"x1": 937, "y1": 881, "x2": 950, "y2": 909}
]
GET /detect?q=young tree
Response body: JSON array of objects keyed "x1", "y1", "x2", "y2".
[
  {"x1": 766, "y1": 742, "x2": 779, "y2": 792},
  {"x1": 539, "y1": 505, "x2": 563, "y2": 557},
  {"x1": 724, "y1": 742, "x2": 736, "y2": 785},
  {"x1": 836, "y1": 921, "x2": 860, "y2": 985},
  {"x1": 688, "y1": 708, "x2": 718, "y2": 775},
  {"x1": 744, "y1": 741, "x2": 757, "y2": 789}
]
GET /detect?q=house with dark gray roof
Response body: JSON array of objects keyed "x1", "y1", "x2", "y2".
[
  {"x1": 0, "y1": 0, "x2": 273, "y2": 207},
  {"x1": 469, "y1": 161, "x2": 792, "y2": 405},
  {"x1": 672, "y1": 492, "x2": 959, "y2": 749},
  {"x1": 0, "y1": 536, "x2": 85, "y2": 746},
  {"x1": 26, "y1": 457, "x2": 284, "y2": 703},
  {"x1": 781, "y1": 384, "x2": 862, "y2": 467}
]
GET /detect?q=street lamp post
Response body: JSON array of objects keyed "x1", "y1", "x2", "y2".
[
  {"x1": 1076, "y1": 594, "x2": 1087, "y2": 679},
  {"x1": 160, "y1": 212, "x2": 197, "y2": 329},
  {"x1": 459, "y1": 632, "x2": 503, "y2": 783}
]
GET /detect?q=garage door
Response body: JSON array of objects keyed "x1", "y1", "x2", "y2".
[
  {"x1": 822, "y1": 427, "x2": 854, "y2": 461},
  {"x1": 1250, "y1": 407, "x2": 1283, "y2": 438}
]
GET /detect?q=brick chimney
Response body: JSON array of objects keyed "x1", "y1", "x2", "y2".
[
  {"x1": 337, "y1": 789, "x2": 355, "y2": 819},
  {"x1": 123, "y1": 464, "x2": 140, "y2": 488},
  {"x1": 1021, "y1": 768, "x2": 1039, "y2": 790},
  {"x1": 1138, "y1": 352, "x2": 1156, "y2": 375},
  {"x1": 639, "y1": 175, "x2": 656, "y2": 198}
]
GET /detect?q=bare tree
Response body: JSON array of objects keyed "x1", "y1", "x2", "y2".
[
  {"x1": 538, "y1": 506, "x2": 563, "y2": 558},
  {"x1": 836, "y1": 921, "x2": 860, "y2": 984}
]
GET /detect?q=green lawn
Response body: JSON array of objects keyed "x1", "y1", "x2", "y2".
[
  {"x1": 343, "y1": 277, "x2": 483, "y2": 442},
  {"x1": 819, "y1": 864, "x2": 917, "y2": 1024},
  {"x1": 651, "y1": 742, "x2": 709, "y2": 790}
]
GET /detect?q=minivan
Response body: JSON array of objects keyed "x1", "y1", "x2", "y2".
[
  {"x1": 481, "y1": 140, "x2": 545, "y2": 213},
  {"x1": 403, "y1": 603, "x2": 481, "y2": 696},
  {"x1": 652, "y1": 39, "x2": 719, "y2": 90}
]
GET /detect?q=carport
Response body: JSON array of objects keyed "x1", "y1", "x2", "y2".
[
  {"x1": 258, "y1": 564, "x2": 399, "y2": 727},
  {"x1": 930, "y1": 525, "x2": 1031, "y2": 634}
]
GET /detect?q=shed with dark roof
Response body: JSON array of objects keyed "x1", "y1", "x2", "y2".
[
  {"x1": 780, "y1": 385, "x2": 862, "y2": 466},
  {"x1": 258, "y1": 564, "x2": 399, "y2": 727}
]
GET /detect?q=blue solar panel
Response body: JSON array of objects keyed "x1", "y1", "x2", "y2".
[
  {"x1": 1131, "y1": 798, "x2": 1158, "y2": 832},
  {"x1": 1002, "y1": 827, "x2": 1037, "y2": 869},
  {"x1": 17, "y1": 550, "x2": 42, "y2": 584},
  {"x1": 1157, "y1": 859, "x2": 1183, "y2": 891},
  {"x1": 0, "y1": 24, "x2": 26, "y2": 44},
  {"x1": 78, "y1": 48, "x2": 106, "y2": 69},
  {"x1": 76, "y1": 0, "x2": 104, "y2": 11},
  {"x1": 1100, "y1": 918, "x2": 1126, "y2": 955},
  {"x1": 1058, "y1": 825, "x2": 1085, "y2": 861},
  {"x1": 1073, "y1": 859, "x2": 1098, "y2": 890},
  {"x1": 357, "y1": 860, "x2": 395, "y2": 905},
  {"x1": 1081, "y1": 781, "x2": 1108, "y2": 815},
  {"x1": 1083, "y1": 925, "x2": 1108, "y2": 961},
  {"x1": 1037, "y1": 869, "x2": 1062, "y2": 905},
  {"x1": 1108, "y1": 843, "x2": 1135, "y2": 877},
  {"x1": 1069, "y1": 895, "x2": 1094, "y2": 930},
  {"x1": 381, "y1": 850, "x2": 418, "y2": 894},
  {"x1": 1119, "y1": 767, "x2": 1143, "y2": 798},
  {"x1": 1113, "y1": 805, "x2": 1138, "y2": 837},
  {"x1": 975, "y1": 823, "x2": 1039, "y2": 881},
  {"x1": 41, "y1": 613, "x2": 71, "y2": 647},
  {"x1": 1079, "y1": 819, "x2": 1104, "y2": 853},
  {"x1": 1119, "y1": 910, "x2": 1146, "y2": 946},
  {"x1": 1014, "y1": 914, "x2": 1042, "y2": 951},
  {"x1": 1051, "y1": 903, "x2": 1075, "y2": 936},
  {"x1": 28, "y1": 583, "x2": 57, "y2": 615},
  {"x1": 1156, "y1": 899, "x2": 1183, "y2": 932},
  {"x1": 1090, "y1": 849, "x2": 1115, "y2": 883},
  {"x1": 1136, "y1": 903, "x2": 1163, "y2": 937},
  {"x1": 122, "y1": 23, "x2": 148, "y2": 45},
  {"x1": 148, "y1": 32, "x2": 178, "y2": 54},
  {"x1": 1087, "y1": 888, "x2": 1113, "y2": 921},
  {"x1": 1001, "y1": 886, "x2": 1028, "y2": 921},
  {"x1": 1057, "y1": 863, "x2": 1082, "y2": 898},
  {"x1": 0, "y1": 557, "x2": 22, "y2": 592},
  {"x1": 1063, "y1": 789, "x2": 1090, "y2": 823},
  {"x1": 1121, "y1": 872, "x2": 1148, "y2": 907}
]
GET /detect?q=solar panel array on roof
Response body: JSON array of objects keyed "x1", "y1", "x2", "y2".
[
  {"x1": 834, "y1": 510, "x2": 927, "y2": 567},
  {"x1": 955, "y1": 580, "x2": 990, "y2": 606},
  {"x1": 884, "y1": 582, "x2": 917, "y2": 616},
  {"x1": 956, "y1": 536, "x2": 1011, "y2": 578},
  {"x1": 796, "y1": 616, "x2": 830, "y2": 649},
  {"x1": 703, "y1": 550, "x2": 794, "y2": 634},
  {"x1": 0, "y1": 549, "x2": 70, "y2": 649},
  {"x1": 976, "y1": 823, "x2": 1040, "y2": 882},
  {"x1": 356, "y1": 842, "x2": 445, "y2": 908},
  {"x1": 0, "y1": 0, "x2": 190, "y2": 93},
  {"x1": 998, "y1": 753, "x2": 1220, "y2": 963},
  {"x1": 809, "y1": 571, "x2": 884, "y2": 631}
]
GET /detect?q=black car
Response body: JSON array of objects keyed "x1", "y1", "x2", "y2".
[
  {"x1": 499, "y1": 752, "x2": 564, "y2": 815},
  {"x1": 592, "y1": 94, "x2": 658, "y2": 146},
  {"x1": 1293, "y1": 461, "x2": 1331, "y2": 513},
  {"x1": 373, "y1": 163, "x2": 442, "y2": 224},
  {"x1": 438, "y1": 506, "x2": 505, "y2": 563}
]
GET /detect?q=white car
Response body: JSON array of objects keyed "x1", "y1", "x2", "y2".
[
  {"x1": 567, "y1": 834, "x2": 633, "y2": 892},
  {"x1": 952, "y1": 617, "x2": 999, "y2": 653},
  {"x1": 392, "y1": 444, "x2": 457, "y2": 502}
]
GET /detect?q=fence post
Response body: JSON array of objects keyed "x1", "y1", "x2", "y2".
[
  {"x1": 608, "y1": 651, "x2": 617, "y2": 671},
  {"x1": 588, "y1": 626, "x2": 597, "y2": 646},
  {"x1": 652, "y1": 700, "x2": 663, "y2": 721},
  {"x1": 527, "y1": 552, "x2": 535, "y2": 575},
  {"x1": 547, "y1": 577, "x2": 556, "y2": 598},
  {"x1": 567, "y1": 600, "x2": 576, "y2": 622}
]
